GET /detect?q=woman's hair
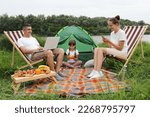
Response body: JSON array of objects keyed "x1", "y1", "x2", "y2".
[{"x1": 109, "y1": 15, "x2": 120, "y2": 25}]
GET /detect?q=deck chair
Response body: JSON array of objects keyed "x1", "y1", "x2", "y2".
[
  {"x1": 4, "y1": 30, "x2": 43, "y2": 69},
  {"x1": 103, "y1": 25, "x2": 148, "y2": 76}
]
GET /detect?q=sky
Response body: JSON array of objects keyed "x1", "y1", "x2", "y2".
[{"x1": 0, "y1": 0, "x2": 150, "y2": 23}]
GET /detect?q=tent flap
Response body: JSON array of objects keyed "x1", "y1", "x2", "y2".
[{"x1": 55, "y1": 25, "x2": 97, "y2": 52}]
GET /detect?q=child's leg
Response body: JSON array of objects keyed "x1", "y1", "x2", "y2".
[
  {"x1": 73, "y1": 60, "x2": 82, "y2": 67},
  {"x1": 63, "y1": 61, "x2": 74, "y2": 68}
]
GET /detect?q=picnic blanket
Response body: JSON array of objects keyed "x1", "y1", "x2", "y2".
[{"x1": 23, "y1": 68, "x2": 127, "y2": 97}]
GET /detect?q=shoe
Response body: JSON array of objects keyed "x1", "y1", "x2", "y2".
[
  {"x1": 99, "y1": 71, "x2": 104, "y2": 77},
  {"x1": 87, "y1": 70, "x2": 96, "y2": 78},
  {"x1": 55, "y1": 73, "x2": 64, "y2": 81},
  {"x1": 57, "y1": 71, "x2": 67, "y2": 77},
  {"x1": 90, "y1": 71, "x2": 104, "y2": 79}
]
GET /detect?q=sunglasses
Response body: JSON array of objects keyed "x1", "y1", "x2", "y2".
[{"x1": 69, "y1": 43, "x2": 75, "y2": 46}]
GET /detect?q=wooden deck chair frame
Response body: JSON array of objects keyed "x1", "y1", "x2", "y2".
[
  {"x1": 102, "y1": 25, "x2": 148, "y2": 76},
  {"x1": 4, "y1": 30, "x2": 43, "y2": 69}
]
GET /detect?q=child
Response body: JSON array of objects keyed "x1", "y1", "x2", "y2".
[{"x1": 63, "y1": 39, "x2": 82, "y2": 68}]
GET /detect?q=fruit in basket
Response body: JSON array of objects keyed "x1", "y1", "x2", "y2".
[
  {"x1": 38, "y1": 65, "x2": 51, "y2": 74},
  {"x1": 38, "y1": 65, "x2": 49, "y2": 70},
  {"x1": 35, "y1": 69, "x2": 42, "y2": 74}
]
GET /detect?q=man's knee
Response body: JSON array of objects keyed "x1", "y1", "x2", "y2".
[
  {"x1": 46, "y1": 50, "x2": 53, "y2": 57},
  {"x1": 58, "y1": 48, "x2": 64, "y2": 54}
]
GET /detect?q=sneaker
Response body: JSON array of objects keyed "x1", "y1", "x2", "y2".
[
  {"x1": 55, "y1": 73, "x2": 64, "y2": 81},
  {"x1": 90, "y1": 71, "x2": 104, "y2": 79},
  {"x1": 99, "y1": 71, "x2": 104, "y2": 77},
  {"x1": 87, "y1": 70, "x2": 96, "y2": 78},
  {"x1": 57, "y1": 71, "x2": 67, "y2": 77}
]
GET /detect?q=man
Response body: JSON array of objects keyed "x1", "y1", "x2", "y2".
[{"x1": 17, "y1": 24, "x2": 65, "y2": 81}]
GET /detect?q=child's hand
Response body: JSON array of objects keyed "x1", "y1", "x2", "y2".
[
  {"x1": 69, "y1": 56, "x2": 74, "y2": 59},
  {"x1": 67, "y1": 56, "x2": 74, "y2": 59}
]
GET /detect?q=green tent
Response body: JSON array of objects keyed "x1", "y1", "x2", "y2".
[{"x1": 56, "y1": 26, "x2": 97, "y2": 53}]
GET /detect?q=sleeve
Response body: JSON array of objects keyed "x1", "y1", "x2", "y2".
[
  {"x1": 17, "y1": 38, "x2": 24, "y2": 47},
  {"x1": 119, "y1": 31, "x2": 126, "y2": 41},
  {"x1": 66, "y1": 49, "x2": 69, "y2": 55},
  {"x1": 76, "y1": 49, "x2": 79, "y2": 55}
]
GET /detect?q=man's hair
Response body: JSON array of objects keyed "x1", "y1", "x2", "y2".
[{"x1": 22, "y1": 23, "x2": 31, "y2": 30}]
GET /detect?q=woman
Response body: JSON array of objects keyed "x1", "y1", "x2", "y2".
[{"x1": 88, "y1": 15, "x2": 128, "y2": 78}]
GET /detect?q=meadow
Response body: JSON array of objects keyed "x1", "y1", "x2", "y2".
[{"x1": 0, "y1": 35, "x2": 150, "y2": 100}]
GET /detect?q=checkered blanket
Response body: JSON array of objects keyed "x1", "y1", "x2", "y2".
[{"x1": 24, "y1": 68, "x2": 127, "y2": 97}]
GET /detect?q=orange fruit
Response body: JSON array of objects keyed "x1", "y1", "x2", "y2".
[{"x1": 35, "y1": 69, "x2": 41, "y2": 74}]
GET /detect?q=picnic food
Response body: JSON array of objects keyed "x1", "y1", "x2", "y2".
[
  {"x1": 35, "y1": 69, "x2": 42, "y2": 74},
  {"x1": 13, "y1": 65, "x2": 51, "y2": 77},
  {"x1": 14, "y1": 70, "x2": 34, "y2": 77},
  {"x1": 38, "y1": 65, "x2": 51, "y2": 74},
  {"x1": 68, "y1": 56, "x2": 75, "y2": 59}
]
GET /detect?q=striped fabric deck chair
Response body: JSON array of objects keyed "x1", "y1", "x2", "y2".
[
  {"x1": 118, "y1": 25, "x2": 148, "y2": 75},
  {"x1": 104, "y1": 25, "x2": 148, "y2": 76},
  {"x1": 4, "y1": 30, "x2": 43, "y2": 69}
]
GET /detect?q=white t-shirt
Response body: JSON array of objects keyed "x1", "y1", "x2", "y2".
[
  {"x1": 110, "y1": 29, "x2": 128, "y2": 53},
  {"x1": 66, "y1": 49, "x2": 79, "y2": 63},
  {"x1": 17, "y1": 36, "x2": 40, "y2": 59}
]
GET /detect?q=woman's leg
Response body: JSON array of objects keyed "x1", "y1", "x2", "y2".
[
  {"x1": 93, "y1": 48, "x2": 99, "y2": 70},
  {"x1": 94, "y1": 48, "x2": 107, "y2": 71},
  {"x1": 87, "y1": 48, "x2": 100, "y2": 77}
]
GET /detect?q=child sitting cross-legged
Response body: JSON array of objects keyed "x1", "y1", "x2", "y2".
[{"x1": 63, "y1": 39, "x2": 82, "y2": 68}]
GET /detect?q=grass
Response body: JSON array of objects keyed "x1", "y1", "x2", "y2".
[{"x1": 0, "y1": 35, "x2": 150, "y2": 100}]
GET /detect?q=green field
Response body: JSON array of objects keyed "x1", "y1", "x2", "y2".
[{"x1": 0, "y1": 35, "x2": 150, "y2": 100}]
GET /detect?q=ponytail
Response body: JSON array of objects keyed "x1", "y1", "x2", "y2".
[{"x1": 109, "y1": 15, "x2": 120, "y2": 25}]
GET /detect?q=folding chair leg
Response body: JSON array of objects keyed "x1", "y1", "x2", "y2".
[
  {"x1": 118, "y1": 63, "x2": 128, "y2": 76},
  {"x1": 11, "y1": 81, "x2": 21, "y2": 95},
  {"x1": 11, "y1": 46, "x2": 15, "y2": 67},
  {"x1": 19, "y1": 64, "x2": 33, "y2": 69},
  {"x1": 19, "y1": 59, "x2": 43, "y2": 69},
  {"x1": 119, "y1": 65, "x2": 127, "y2": 80}
]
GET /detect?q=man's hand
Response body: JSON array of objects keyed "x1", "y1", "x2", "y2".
[
  {"x1": 32, "y1": 47, "x2": 43, "y2": 53},
  {"x1": 38, "y1": 47, "x2": 44, "y2": 50}
]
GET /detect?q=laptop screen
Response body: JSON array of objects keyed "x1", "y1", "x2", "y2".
[{"x1": 44, "y1": 37, "x2": 59, "y2": 50}]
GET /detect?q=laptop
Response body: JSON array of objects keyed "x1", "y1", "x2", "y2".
[
  {"x1": 34, "y1": 37, "x2": 59, "y2": 53},
  {"x1": 43, "y1": 37, "x2": 59, "y2": 50}
]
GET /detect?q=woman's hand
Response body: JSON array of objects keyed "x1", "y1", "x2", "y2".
[
  {"x1": 102, "y1": 38, "x2": 112, "y2": 48},
  {"x1": 103, "y1": 38, "x2": 110, "y2": 44}
]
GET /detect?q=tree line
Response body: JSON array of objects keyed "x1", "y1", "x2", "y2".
[{"x1": 0, "y1": 14, "x2": 150, "y2": 36}]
